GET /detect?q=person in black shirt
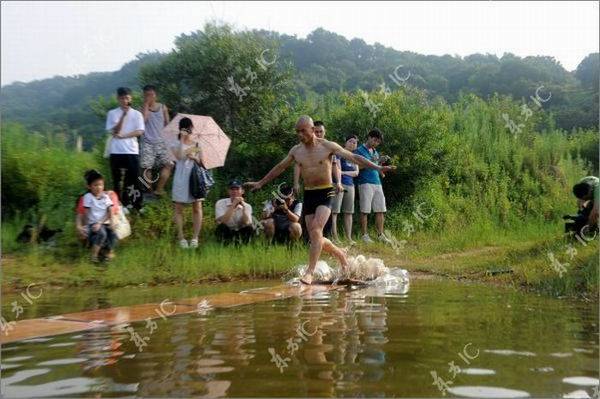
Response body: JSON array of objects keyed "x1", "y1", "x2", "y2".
[{"x1": 261, "y1": 185, "x2": 303, "y2": 243}]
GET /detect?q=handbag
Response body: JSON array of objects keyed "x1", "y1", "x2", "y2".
[
  {"x1": 189, "y1": 143, "x2": 214, "y2": 199},
  {"x1": 189, "y1": 162, "x2": 208, "y2": 199},
  {"x1": 111, "y1": 205, "x2": 131, "y2": 240}
]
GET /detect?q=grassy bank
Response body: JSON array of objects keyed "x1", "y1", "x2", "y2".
[
  {"x1": 3, "y1": 214, "x2": 597, "y2": 299},
  {"x1": 362, "y1": 220, "x2": 599, "y2": 300}
]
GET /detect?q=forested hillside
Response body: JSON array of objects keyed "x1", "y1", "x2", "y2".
[{"x1": 1, "y1": 27, "x2": 597, "y2": 150}]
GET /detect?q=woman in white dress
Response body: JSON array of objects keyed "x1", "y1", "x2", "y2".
[{"x1": 171, "y1": 117, "x2": 204, "y2": 248}]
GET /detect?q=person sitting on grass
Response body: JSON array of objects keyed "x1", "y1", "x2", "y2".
[
  {"x1": 261, "y1": 184, "x2": 303, "y2": 243},
  {"x1": 79, "y1": 170, "x2": 118, "y2": 263},
  {"x1": 214, "y1": 180, "x2": 255, "y2": 244},
  {"x1": 75, "y1": 179, "x2": 120, "y2": 248}
]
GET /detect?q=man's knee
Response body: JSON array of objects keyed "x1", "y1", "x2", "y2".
[
  {"x1": 289, "y1": 222, "x2": 302, "y2": 239},
  {"x1": 262, "y1": 219, "x2": 275, "y2": 237}
]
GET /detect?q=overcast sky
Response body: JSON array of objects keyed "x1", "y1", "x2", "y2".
[{"x1": 1, "y1": 1, "x2": 598, "y2": 86}]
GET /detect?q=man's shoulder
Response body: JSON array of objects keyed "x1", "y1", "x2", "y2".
[
  {"x1": 216, "y1": 198, "x2": 229, "y2": 205},
  {"x1": 317, "y1": 137, "x2": 334, "y2": 147},
  {"x1": 130, "y1": 109, "x2": 144, "y2": 118}
]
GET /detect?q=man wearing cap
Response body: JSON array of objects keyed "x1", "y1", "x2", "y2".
[{"x1": 214, "y1": 180, "x2": 255, "y2": 244}]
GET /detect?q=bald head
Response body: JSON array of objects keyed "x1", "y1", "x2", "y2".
[
  {"x1": 295, "y1": 115, "x2": 316, "y2": 144},
  {"x1": 295, "y1": 115, "x2": 314, "y2": 129}
]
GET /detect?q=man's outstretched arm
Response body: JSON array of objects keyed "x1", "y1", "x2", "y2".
[
  {"x1": 323, "y1": 140, "x2": 395, "y2": 173},
  {"x1": 244, "y1": 149, "x2": 296, "y2": 191}
]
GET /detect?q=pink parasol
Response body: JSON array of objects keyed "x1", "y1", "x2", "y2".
[{"x1": 162, "y1": 113, "x2": 231, "y2": 169}]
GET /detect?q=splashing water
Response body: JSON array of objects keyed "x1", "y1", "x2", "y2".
[{"x1": 287, "y1": 255, "x2": 409, "y2": 287}]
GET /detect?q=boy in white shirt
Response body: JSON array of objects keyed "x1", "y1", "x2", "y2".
[
  {"x1": 105, "y1": 87, "x2": 145, "y2": 211},
  {"x1": 82, "y1": 170, "x2": 118, "y2": 262}
]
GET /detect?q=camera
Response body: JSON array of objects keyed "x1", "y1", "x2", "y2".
[{"x1": 275, "y1": 198, "x2": 285, "y2": 207}]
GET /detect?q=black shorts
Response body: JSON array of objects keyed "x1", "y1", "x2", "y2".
[{"x1": 303, "y1": 186, "x2": 336, "y2": 216}]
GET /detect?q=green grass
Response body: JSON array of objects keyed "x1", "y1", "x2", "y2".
[
  {"x1": 351, "y1": 219, "x2": 599, "y2": 299},
  {"x1": 4, "y1": 214, "x2": 597, "y2": 299},
  {"x1": 2, "y1": 238, "x2": 307, "y2": 290}
]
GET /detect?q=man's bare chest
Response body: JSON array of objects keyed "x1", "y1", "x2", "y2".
[{"x1": 295, "y1": 147, "x2": 333, "y2": 166}]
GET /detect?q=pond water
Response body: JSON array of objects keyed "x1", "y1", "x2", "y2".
[{"x1": 2, "y1": 279, "x2": 598, "y2": 397}]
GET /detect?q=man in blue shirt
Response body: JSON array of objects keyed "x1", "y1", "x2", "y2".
[{"x1": 354, "y1": 128, "x2": 393, "y2": 244}]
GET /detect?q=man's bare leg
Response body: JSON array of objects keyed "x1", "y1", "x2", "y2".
[
  {"x1": 322, "y1": 237, "x2": 349, "y2": 271},
  {"x1": 360, "y1": 212, "x2": 369, "y2": 235},
  {"x1": 302, "y1": 206, "x2": 348, "y2": 284},
  {"x1": 302, "y1": 214, "x2": 322, "y2": 285},
  {"x1": 343, "y1": 213, "x2": 353, "y2": 241},
  {"x1": 375, "y1": 212, "x2": 385, "y2": 235},
  {"x1": 155, "y1": 164, "x2": 173, "y2": 195},
  {"x1": 331, "y1": 213, "x2": 339, "y2": 242}
]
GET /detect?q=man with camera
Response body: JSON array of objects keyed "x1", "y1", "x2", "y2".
[
  {"x1": 261, "y1": 185, "x2": 303, "y2": 243},
  {"x1": 565, "y1": 176, "x2": 599, "y2": 236}
]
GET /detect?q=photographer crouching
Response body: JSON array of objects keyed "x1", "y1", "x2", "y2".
[
  {"x1": 261, "y1": 185, "x2": 303, "y2": 243},
  {"x1": 564, "y1": 176, "x2": 599, "y2": 238}
]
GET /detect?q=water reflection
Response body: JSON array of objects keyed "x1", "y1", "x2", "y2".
[{"x1": 1, "y1": 279, "x2": 598, "y2": 398}]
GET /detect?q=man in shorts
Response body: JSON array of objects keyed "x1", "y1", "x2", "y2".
[
  {"x1": 355, "y1": 128, "x2": 392, "y2": 244},
  {"x1": 293, "y1": 120, "x2": 341, "y2": 239},
  {"x1": 140, "y1": 85, "x2": 172, "y2": 196},
  {"x1": 245, "y1": 116, "x2": 394, "y2": 285}
]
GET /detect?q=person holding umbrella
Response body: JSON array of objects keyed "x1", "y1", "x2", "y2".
[
  {"x1": 161, "y1": 113, "x2": 232, "y2": 248},
  {"x1": 171, "y1": 117, "x2": 204, "y2": 249}
]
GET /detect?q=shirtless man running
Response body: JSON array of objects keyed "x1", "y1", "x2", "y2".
[{"x1": 245, "y1": 116, "x2": 395, "y2": 285}]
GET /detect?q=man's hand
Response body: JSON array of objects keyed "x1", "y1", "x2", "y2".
[
  {"x1": 381, "y1": 165, "x2": 396, "y2": 173},
  {"x1": 336, "y1": 182, "x2": 344, "y2": 194},
  {"x1": 244, "y1": 181, "x2": 262, "y2": 192},
  {"x1": 92, "y1": 223, "x2": 101, "y2": 232}
]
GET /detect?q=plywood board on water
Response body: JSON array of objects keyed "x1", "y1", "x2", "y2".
[{"x1": 1, "y1": 283, "x2": 341, "y2": 344}]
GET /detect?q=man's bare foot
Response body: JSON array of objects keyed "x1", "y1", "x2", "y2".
[
  {"x1": 300, "y1": 273, "x2": 313, "y2": 285},
  {"x1": 336, "y1": 247, "x2": 349, "y2": 274}
]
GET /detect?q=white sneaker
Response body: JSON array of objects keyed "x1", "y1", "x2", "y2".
[
  {"x1": 378, "y1": 233, "x2": 393, "y2": 245},
  {"x1": 347, "y1": 239, "x2": 357, "y2": 246},
  {"x1": 362, "y1": 234, "x2": 374, "y2": 244},
  {"x1": 189, "y1": 239, "x2": 199, "y2": 248},
  {"x1": 179, "y1": 239, "x2": 189, "y2": 249}
]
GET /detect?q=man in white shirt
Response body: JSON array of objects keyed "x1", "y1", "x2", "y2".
[
  {"x1": 214, "y1": 180, "x2": 255, "y2": 244},
  {"x1": 105, "y1": 87, "x2": 145, "y2": 211}
]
